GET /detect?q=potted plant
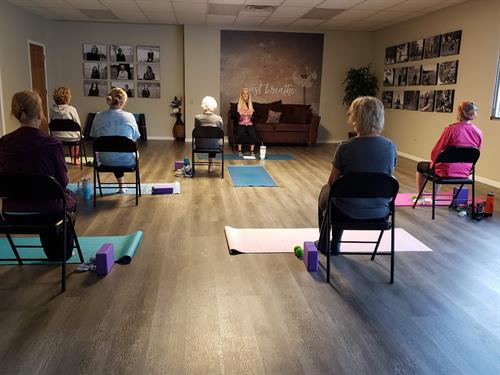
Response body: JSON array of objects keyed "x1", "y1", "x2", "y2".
[{"x1": 171, "y1": 96, "x2": 184, "y2": 141}]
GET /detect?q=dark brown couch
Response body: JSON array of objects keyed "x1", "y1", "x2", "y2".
[{"x1": 227, "y1": 101, "x2": 320, "y2": 146}]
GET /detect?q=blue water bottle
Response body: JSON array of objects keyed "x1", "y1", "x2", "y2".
[{"x1": 82, "y1": 177, "x2": 91, "y2": 201}]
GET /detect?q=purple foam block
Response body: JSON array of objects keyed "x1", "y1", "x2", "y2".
[
  {"x1": 152, "y1": 187, "x2": 174, "y2": 195},
  {"x1": 452, "y1": 187, "x2": 469, "y2": 206},
  {"x1": 175, "y1": 160, "x2": 184, "y2": 170},
  {"x1": 96, "y1": 243, "x2": 114, "y2": 276},
  {"x1": 303, "y1": 241, "x2": 318, "y2": 272}
]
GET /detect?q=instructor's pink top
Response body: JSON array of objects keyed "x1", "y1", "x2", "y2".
[{"x1": 431, "y1": 122, "x2": 482, "y2": 177}]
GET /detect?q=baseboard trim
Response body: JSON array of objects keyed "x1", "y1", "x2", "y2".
[
  {"x1": 317, "y1": 139, "x2": 343, "y2": 144},
  {"x1": 147, "y1": 136, "x2": 175, "y2": 140}
]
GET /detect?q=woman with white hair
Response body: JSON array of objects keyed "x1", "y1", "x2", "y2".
[
  {"x1": 194, "y1": 96, "x2": 224, "y2": 172},
  {"x1": 317, "y1": 96, "x2": 397, "y2": 254}
]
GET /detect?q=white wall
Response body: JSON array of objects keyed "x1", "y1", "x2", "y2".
[
  {"x1": 51, "y1": 21, "x2": 184, "y2": 139},
  {"x1": 373, "y1": 0, "x2": 500, "y2": 185}
]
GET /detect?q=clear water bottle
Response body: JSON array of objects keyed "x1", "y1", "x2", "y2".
[{"x1": 183, "y1": 155, "x2": 191, "y2": 175}]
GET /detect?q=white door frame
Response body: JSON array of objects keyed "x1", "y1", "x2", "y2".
[
  {"x1": 27, "y1": 39, "x2": 49, "y2": 121},
  {"x1": 0, "y1": 68, "x2": 5, "y2": 136}
]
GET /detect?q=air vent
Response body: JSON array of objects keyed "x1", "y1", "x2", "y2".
[{"x1": 244, "y1": 4, "x2": 275, "y2": 14}]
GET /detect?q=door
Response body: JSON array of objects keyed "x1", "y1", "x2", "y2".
[{"x1": 29, "y1": 42, "x2": 48, "y2": 133}]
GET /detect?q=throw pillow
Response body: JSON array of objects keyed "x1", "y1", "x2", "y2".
[
  {"x1": 266, "y1": 110, "x2": 281, "y2": 124},
  {"x1": 253, "y1": 100, "x2": 282, "y2": 123}
]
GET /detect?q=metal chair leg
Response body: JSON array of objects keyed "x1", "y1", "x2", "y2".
[
  {"x1": 6, "y1": 234, "x2": 23, "y2": 265},
  {"x1": 371, "y1": 230, "x2": 384, "y2": 261},
  {"x1": 432, "y1": 179, "x2": 436, "y2": 220}
]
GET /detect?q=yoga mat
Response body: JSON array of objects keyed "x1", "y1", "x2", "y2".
[
  {"x1": 227, "y1": 165, "x2": 278, "y2": 187},
  {"x1": 199, "y1": 153, "x2": 294, "y2": 161},
  {"x1": 0, "y1": 231, "x2": 143, "y2": 265},
  {"x1": 224, "y1": 226, "x2": 432, "y2": 254},
  {"x1": 67, "y1": 182, "x2": 181, "y2": 196},
  {"x1": 395, "y1": 192, "x2": 482, "y2": 206}
]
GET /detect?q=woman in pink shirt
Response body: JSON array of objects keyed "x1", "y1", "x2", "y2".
[
  {"x1": 416, "y1": 100, "x2": 482, "y2": 193},
  {"x1": 234, "y1": 88, "x2": 259, "y2": 156}
]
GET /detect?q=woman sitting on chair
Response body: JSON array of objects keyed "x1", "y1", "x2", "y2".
[
  {"x1": 415, "y1": 101, "x2": 482, "y2": 200},
  {"x1": 0, "y1": 90, "x2": 76, "y2": 261},
  {"x1": 90, "y1": 88, "x2": 140, "y2": 193},
  {"x1": 317, "y1": 96, "x2": 397, "y2": 254},
  {"x1": 194, "y1": 96, "x2": 224, "y2": 173},
  {"x1": 233, "y1": 88, "x2": 259, "y2": 156}
]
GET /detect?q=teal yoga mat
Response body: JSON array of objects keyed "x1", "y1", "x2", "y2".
[
  {"x1": 198, "y1": 153, "x2": 294, "y2": 161},
  {"x1": 228, "y1": 165, "x2": 278, "y2": 187},
  {"x1": 67, "y1": 182, "x2": 180, "y2": 196},
  {"x1": 0, "y1": 231, "x2": 143, "y2": 265}
]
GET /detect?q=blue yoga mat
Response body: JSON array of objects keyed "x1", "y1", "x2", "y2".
[
  {"x1": 67, "y1": 182, "x2": 180, "y2": 196},
  {"x1": 199, "y1": 153, "x2": 294, "y2": 161},
  {"x1": 0, "y1": 231, "x2": 143, "y2": 265},
  {"x1": 228, "y1": 165, "x2": 278, "y2": 187}
]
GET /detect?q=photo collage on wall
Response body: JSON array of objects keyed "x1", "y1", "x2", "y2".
[
  {"x1": 382, "y1": 30, "x2": 461, "y2": 113},
  {"x1": 82, "y1": 43, "x2": 160, "y2": 99}
]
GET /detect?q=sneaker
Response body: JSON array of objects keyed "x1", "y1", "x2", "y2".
[
  {"x1": 250, "y1": 152, "x2": 256, "y2": 157},
  {"x1": 238, "y1": 152, "x2": 243, "y2": 157},
  {"x1": 118, "y1": 188, "x2": 125, "y2": 194}
]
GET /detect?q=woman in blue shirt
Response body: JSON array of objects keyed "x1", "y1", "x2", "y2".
[{"x1": 91, "y1": 88, "x2": 140, "y2": 193}]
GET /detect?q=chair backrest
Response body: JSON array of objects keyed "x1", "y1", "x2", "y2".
[
  {"x1": 192, "y1": 126, "x2": 224, "y2": 139},
  {"x1": 49, "y1": 119, "x2": 81, "y2": 132},
  {"x1": 0, "y1": 173, "x2": 65, "y2": 201},
  {"x1": 84, "y1": 113, "x2": 96, "y2": 138},
  {"x1": 93, "y1": 136, "x2": 137, "y2": 153},
  {"x1": 434, "y1": 146, "x2": 480, "y2": 165},
  {"x1": 330, "y1": 173, "x2": 399, "y2": 200}
]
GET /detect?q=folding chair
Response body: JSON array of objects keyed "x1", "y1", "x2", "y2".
[
  {"x1": 49, "y1": 119, "x2": 88, "y2": 169},
  {"x1": 412, "y1": 146, "x2": 480, "y2": 219},
  {"x1": 324, "y1": 173, "x2": 399, "y2": 284},
  {"x1": 192, "y1": 126, "x2": 224, "y2": 178},
  {"x1": 93, "y1": 136, "x2": 141, "y2": 207},
  {"x1": 0, "y1": 173, "x2": 84, "y2": 292}
]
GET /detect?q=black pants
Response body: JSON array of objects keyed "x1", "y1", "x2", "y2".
[
  {"x1": 318, "y1": 184, "x2": 350, "y2": 254},
  {"x1": 417, "y1": 161, "x2": 431, "y2": 174},
  {"x1": 114, "y1": 171, "x2": 124, "y2": 178},
  {"x1": 234, "y1": 124, "x2": 259, "y2": 147}
]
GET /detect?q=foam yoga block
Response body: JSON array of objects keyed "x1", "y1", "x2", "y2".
[
  {"x1": 303, "y1": 241, "x2": 318, "y2": 272},
  {"x1": 152, "y1": 186, "x2": 174, "y2": 195},
  {"x1": 174, "y1": 160, "x2": 184, "y2": 170},
  {"x1": 96, "y1": 243, "x2": 115, "y2": 276},
  {"x1": 452, "y1": 187, "x2": 469, "y2": 205}
]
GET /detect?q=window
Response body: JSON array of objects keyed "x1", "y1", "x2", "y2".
[{"x1": 492, "y1": 52, "x2": 500, "y2": 119}]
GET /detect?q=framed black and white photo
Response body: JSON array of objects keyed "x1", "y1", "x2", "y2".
[
  {"x1": 438, "y1": 60, "x2": 459, "y2": 85},
  {"x1": 393, "y1": 67, "x2": 407, "y2": 86},
  {"x1": 404, "y1": 91, "x2": 419, "y2": 111},
  {"x1": 83, "y1": 43, "x2": 106, "y2": 61},
  {"x1": 419, "y1": 90, "x2": 435, "y2": 112},
  {"x1": 83, "y1": 62, "x2": 107, "y2": 80},
  {"x1": 407, "y1": 65, "x2": 422, "y2": 86},
  {"x1": 84, "y1": 80, "x2": 107, "y2": 97},
  {"x1": 382, "y1": 91, "x2": 393, "y2": 109},
  {"x1": 137, "y1": 46, "x2": 160, "y2": 63},
  {"x1": 110, "y1": 63, "x2": 134, "y2": 80},
  {"x1": 434, "y1": 90, "x2": 455, "y2": 113},
  {"x1": 383, "y1": 68, "x2": 394, "y2": 87},
  {"x1": 385, "y1": 46, "x2": 396, "y2": 65},
  {"x1": 440, "y1": 30, "x2": 462, "y2": 57},
  {"x1": 423, "y1": 35, "x2": 440, "y2": 59},
  {"x1": 422, "y1": 63, "x2": 438, "y2": 85},
  {"x1": 409, "y1": 40, "x2": 424, "y2": 61},
  {"x1": 137, "y1": 63, "x2": 160, "y2": 81},
  {"x1": 137, "y1": 82, "x2": 160, "y2": 99},
  {"x1": 111, "y1": 81, "x2": 134, "y2": 98},
  {"x1": 110, "y1": 44, "x2": 134, "y2": 63},
  {"x1": 392, "y1": 90, "x2": 404, "y2": 110},
  {"x1": 395, "y1": 43, "x2": 409, "y2": 63}
]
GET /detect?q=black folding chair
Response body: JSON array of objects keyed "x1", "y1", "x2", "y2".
[
  {"x1": 0, "y1": 173, "x2": 84, "y2": 292},
  {"x1": 413, "y1": 146, "x2": 480, "y2": 219},
  {"x1": 192, "y1": 126, "x2": 224, "y2": 178},
  {"x1": 93, "y1": 136, "x2": 141, "y2": 207},
  {"x1": 49, "y1": 119, "x2": 88, "y2": 169},
  {"x1": 324, "y1": 173, "x2": 399, "y2": 284}
]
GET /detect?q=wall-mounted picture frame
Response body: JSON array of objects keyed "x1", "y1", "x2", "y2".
[
  {"x1": 438, "y1": 60, "x2": 459, "y2": 85},
  {"x1": 393, "y1": 67, "x2": 407, "y2": 86},
  {"x1": 409, "y1": 40, "x2": 424, "y2": 61},
  {"x1": 435, "y1": 89, "x2": 455, "y2": 113},
  {"x1": 137, "y1": 46, "x2": 160, "y2": 63},
  {"x1": 111, "y1": 81, "x2": 134, "y2": 98},
  {"x1": 110, "y1": 44, "x2": 134, "y2": 63},
  {"x1": 419, "y1": 90, "x2": 435, "y2": 112},
  {"x1": 440, "y1": 30, "x2": 462, "y2": 57},
  {"x1": 392, "y1": 90, "x2": 404, "y2": 109},
  {"x1": 84, "y1": 80, "x2": 107, "y2": 97},
  {"x1": 382, "y1": 91, "x2": 393, "y2": 109},
  {"x1": 83, "y1": 43, "x2": 107, "y2": 61},
  {"x1": 383, "y1": 68, "x2": 394, "y2": 86},
  {"x1": 404, "y1": 90, "x2": 419, "y2": 110},
  {"x1": 137, "y1": 82, "x2": 160, "y2": 99},
  {"x1": 110, "y1": 63, "x2": 134, "y2": 80},
  {"x1": 385, "y1": 46, "x2": 396, "y2": 65},
  {"x1": 83, "y1": 62, "x2": 107, "y2": 80},
  {"x1": 422, "y1": 63, "x2": 438, "y2": 85},
  {"x1": 407, "y1": 65, "x2": 422, "y2": 86},
  {"x1": 395, "y1": 43, "x2": 409, "y2": 63},
  {"x1": 137, "y1": 63, "x2": 160, "y2": 81},
  {"x1": 423, "y1": 35, "x2": 440, "y2": 59}
]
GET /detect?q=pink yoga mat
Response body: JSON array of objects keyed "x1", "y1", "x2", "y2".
[
  {"x1": 395, "y1": 192, "x2": 482, "y2": 207},
  {"x1": 224, "y1": 226, "x2": 432, "y2": 254}
]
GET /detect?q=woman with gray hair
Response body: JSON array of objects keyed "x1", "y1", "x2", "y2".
[
  {"x1": 194, "y1": 96, "x2": 224, "y2": 173},
  {"x1": 317, "y1": 96, "x2": 397, "y2": 254}
]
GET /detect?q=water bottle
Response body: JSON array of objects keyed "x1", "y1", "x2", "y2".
[
  {"x1": 183, "y1": 155, "x2": 191, "y2": 175},
  {"x1": 82, "y1": 177, "x2": 91, "y2": 201},
  {"x1": 485, "y1": 192, "x2": 495, "y2": 216}
]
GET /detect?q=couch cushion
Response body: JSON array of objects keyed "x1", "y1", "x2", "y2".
[
  {"x1": 255, "y1": 123, "x2": 275, "y2": 132},
  {"x1": 281, "y1": 104, "x2": 311, "y2": 124},
  {"x1": 253, "y1": 100, "x2": 282, "y2": 123},
  {"x1": 274, "y1": 123, "x2": 310, "y2": 132}
]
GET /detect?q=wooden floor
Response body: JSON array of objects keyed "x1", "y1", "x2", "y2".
[{"x1": 0, "y1": 140, "x2": 499, "y2": 375}]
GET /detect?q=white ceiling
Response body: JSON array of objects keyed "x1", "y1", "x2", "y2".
[{"x1": 8, "y1": 0, "x2": 468, "y2": 31}]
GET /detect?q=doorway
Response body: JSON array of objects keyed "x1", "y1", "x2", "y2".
[{"x1": 28, "y1": 41, "x2": 48, "y2": 133}]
